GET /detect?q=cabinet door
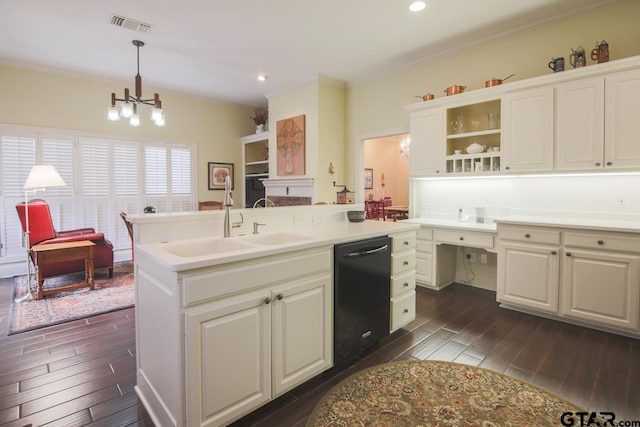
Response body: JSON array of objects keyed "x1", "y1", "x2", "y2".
[
  {"x1": 271, "y1": 273, "x2": 332, "y2": 397},
  {"x1": 185, "y1": 290, "x2": 272, "y2": 427},
  {"x1": 497, "y1": 241, "x2": 560, "y2": 313},
  {"x1": 605, "y1": 69, "x2": 640, "y2": 169},
  {"x1": 501, "y1": 87, "x2": 554, "y2": 172},
  {"x1": 556, "y1": 77, "x2": 605, "y2": 171},
  {"x1": 409, "y1": 108, "x2": 444, "y2": 176},
  {"x1": 415, "y1": 252, "x2": 433, "y2": 285},
  {"x1": 562, "y1": 248, "x2": 640, "y2": 331}
]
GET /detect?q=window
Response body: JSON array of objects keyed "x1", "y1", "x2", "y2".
[{"x1": 0, "y1": 125, "x2": 196, "y2": 264}]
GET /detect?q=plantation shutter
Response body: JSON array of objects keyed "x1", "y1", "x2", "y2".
[
  {"x1": 41, "y1": 137, "x2": 74, "y2": 231},
  {"x1": 171, "y1": 146, "x2": 193, "y2": 211},
  {"x1": 0, "y1": 135, "x2": 36, "y2": 258},
  {"x1": 80, "y1": 137, "x2": 111, "y2": 234},
  {"x1": 113, "y1": 142, "x2": 139, "y2": 247}
]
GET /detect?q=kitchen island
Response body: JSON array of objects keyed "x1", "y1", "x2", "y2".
[{"x1": 131, "y1": 214, "x2": 418, "y2": 427}]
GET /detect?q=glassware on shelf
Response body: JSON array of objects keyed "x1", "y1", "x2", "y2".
[{"x1": 488, "y1": 113, "x2": 500, "y2": 130}]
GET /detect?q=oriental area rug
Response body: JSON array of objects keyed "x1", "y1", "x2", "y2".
[
  {"x1": 9, "y1": 262, "x2": 134, "y2": 335},
  {"x1": 307, "y1": 360, "x2": 588, "y2": 427}
]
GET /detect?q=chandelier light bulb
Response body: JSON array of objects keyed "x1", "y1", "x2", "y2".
[
  {"x1": 121, "y1": 102, "x2": 134, "y2": 118},
  {"x1": 151, "y1": 107, "x2": 163, "y2": 122},
  {"x1": 154, "y1": 113, "x2": 165, "y2": 126},
  {"x1": 409, "y1": 1, "x2": 426, "y2": 12},
  {"x1": 108, "y1": 106, "x2": 120, "y2": 121},
  {"x1": 130, "y1": 113, "x2": 141, "y2": 126}
]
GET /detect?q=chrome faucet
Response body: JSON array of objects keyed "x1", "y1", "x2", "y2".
[{"x1": 223, "y1": 176, "x2": 234, "y2": 237}]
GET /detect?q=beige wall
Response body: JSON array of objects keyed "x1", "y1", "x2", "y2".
[
  {"x1": 267, "y1": 75, "x2": 346, "y2": 203},
  {"x1": 0, "y1": 64, "x2": 255, "y2": 203},
  {"x1": 345, "y1": 1, "x2": 640, "y2": 186}
]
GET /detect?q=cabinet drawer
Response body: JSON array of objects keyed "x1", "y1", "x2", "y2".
[
  {"x1": 391, "y1": 270, "x2": 416, "y2": 298},
  {"x1": 391, "y1": 291, "x2": 416, "y2": 332},
  {"x1": 434, "y1": 229, "x2": 494, "y2": 249},
  {"x1": 564, "y1": 231, "x2": 640, "y2": 253},
  {"x1": 499, "y1": 226, "x2": 560, "y2": 245},
  {"x1": 392, "y1": 232, "x2": 416, "y2": 251},
  {"x1": 392, "y1": 251, "x2": 416, "y2": 275},
  {"x1": 417, "y1": 228, "x2": 433, "y2": 241}
]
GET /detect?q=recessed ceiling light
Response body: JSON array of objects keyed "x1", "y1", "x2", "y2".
[
  {"x1": 255, "y1": 74, "x2": 268, "y2": 82},
  {"x1": 409, "y1": 1, "x2": 426, "y2": 12}
]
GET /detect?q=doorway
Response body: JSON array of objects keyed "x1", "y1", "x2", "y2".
[{"x1": 362, "y1": 133, "x2": 410, "y2": 207}]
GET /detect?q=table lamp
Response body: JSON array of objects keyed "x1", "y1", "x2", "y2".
[{"x1": 15, "y1": 165, "x2": 66, "y2": 303}]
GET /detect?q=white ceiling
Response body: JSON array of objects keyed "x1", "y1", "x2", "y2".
[{"x1": 0, "y1": 0, "x2": 626, "y2": 106}]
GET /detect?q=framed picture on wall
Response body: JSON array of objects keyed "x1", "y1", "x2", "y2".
[
  {"x1": 364, "y1": 168, "x2": 373, "y2": 189},
  {"x1": 208, "y1": 162, "x2": 234, "y2": 190}
]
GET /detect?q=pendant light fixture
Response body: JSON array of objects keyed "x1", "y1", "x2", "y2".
[{"x1": 108, "y1": 40, "x2": 165, "y2": 126}]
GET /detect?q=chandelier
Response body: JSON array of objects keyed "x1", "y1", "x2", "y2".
[
  {"x1": 400, "y1": 137, "x2": 410, "y2": 164},
  {"x1": 108, "y1": 40, "x2": 164, "y2": 126}
]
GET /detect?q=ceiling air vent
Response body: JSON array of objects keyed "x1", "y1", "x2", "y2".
[{"x1": 110, "y1": 14, "x2": 152, "y2": 33}]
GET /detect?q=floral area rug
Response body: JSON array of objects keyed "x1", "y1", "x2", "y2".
[
  {"x1": 307, "y1": 360, "x2": 587, "y2": 427},
  {"x1": 9, "y1": 262, "x2": 134, "y2": 335}
]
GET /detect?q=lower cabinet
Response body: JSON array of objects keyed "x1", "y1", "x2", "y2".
[
  {"x1": 415, "y1": 228, "x2": 433, "y2": 286},
  {"x1": 183, "y1": 251, "x2": 332, "y2": 427},
  {"x1": 498, "y1": 241, "x2": 560, "y2": 313},
  {"x1": 390, "y1": 231, "x2": 417, "y2": 332},
  {"x1": 498, "y1": 224, "x2": 640, "y2": 335},
  {"x1": 562, "y1": 246, "x2": 640, "y2": 331}
]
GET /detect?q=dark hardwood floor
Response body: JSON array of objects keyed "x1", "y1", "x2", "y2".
[{"x1": 1, "y1": 278, "x2": 638, "y2": 427}]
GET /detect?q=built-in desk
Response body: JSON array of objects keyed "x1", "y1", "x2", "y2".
[{"x1": 403, "y1": 218, "x2": 497, "y2": 290}]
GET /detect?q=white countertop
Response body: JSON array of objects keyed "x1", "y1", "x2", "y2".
[
  {"x1": 402, "y1": 217, "x2": 497, "y2": 233},
  {"x1": 403, "y1": 215, "x2": 640, "y2": 234},
  {"x1": 494, "y1": 215, "x2": 640, "y2": 233},
  {"x1": 135, "y1": 219, "x2": 419, "y2": 272}
]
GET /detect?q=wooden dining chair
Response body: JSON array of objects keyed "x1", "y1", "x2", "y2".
[
  {"x1": 364, "y1": 200, "x2": 385, "y2": 220},
  {"x1": 198, "y1": 201, "x2": 223, "y2": 210}
]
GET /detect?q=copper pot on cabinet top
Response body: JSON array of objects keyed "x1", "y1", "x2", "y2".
[
  {"x1": 485, "y1": 73, "x2": 515, "y2": 87},
  {"x1": 444, "y1": 85, "x2": 466, "y2": 96}
]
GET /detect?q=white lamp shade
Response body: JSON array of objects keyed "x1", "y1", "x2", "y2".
[{"x1": 24, "y1": 165, "x2": 66, "y2": 189}]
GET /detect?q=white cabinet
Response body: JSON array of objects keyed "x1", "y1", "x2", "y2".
[
  {"x1": 501, "y1": 86, "x2": 554, "y2": 172},
  {"x1": 556, "y1": 77, "x2": 605, "y2": 171},
  {"x1": 562, "y1": 231, "x2": 640, "y2": 332},
  {"x1": 409, "y1": 108, "x2": 443, "y2": 176},
  {"x1": 497, "y1": 225, "x2": 561, "y2": 314},
  {"x1": 604, "y1": 69, "x2": 640, "y2": 169},
  {"x1": 498, "y1": 224, "x2": 640, "y2": 335},
  {"x1": 185, "y1": 289, "x2": 272, "y2": 427},
  {"x1": 390, "y1": 231, "x2": 417, "y2": 332},
  {"x1": 184, "y1": 253, "x2": 332, "y2": 427},
  {"x1": 556, "y1": 69, "x2": 640, "y2": 171},
  {"x1": 415, "y1": 228, "x2": 433, "y2": 287},
  {"x1": 498, "y1": 241, "x2": 560, "y2": 314}
]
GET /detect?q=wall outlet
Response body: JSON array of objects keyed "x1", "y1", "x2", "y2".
[
  {"x1": 313, "y1": 214, "x2": 324, "y2": 223},
  {"x1": 480, "y1": 253, "x2": 488, "y2": 264},
  {"x1": 617, "y1": 196, "x2": 626, "y2": 208},
  {"x1": 466, "y1": 253, "x2": 476, "y2": 262},
  {"x1": 294, "y1": 214, "x2": 312, "y2": 225}
]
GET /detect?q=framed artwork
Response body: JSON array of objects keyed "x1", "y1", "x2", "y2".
[
  {"x1": 276, "y1": 114, "x2": 306, "y2": 176},
  {"x1": 208, "y1": 162, "x2": 234, "y2": 190},
  {"x1": 364, "y1": 168, "x2": 373, "y2": 189}
]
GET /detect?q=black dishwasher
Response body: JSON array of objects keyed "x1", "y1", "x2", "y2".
[{"x1": 334, "y1": 236, "x2": 391, "y2": 367}]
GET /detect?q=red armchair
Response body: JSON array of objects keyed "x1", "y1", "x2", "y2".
[{"x1": 16, "y1": 199, "x2": 114, "y2": 285}]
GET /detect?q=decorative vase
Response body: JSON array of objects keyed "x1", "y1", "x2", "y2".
[{"x1": 256, "y1": 124, "x2": 265, "y2": 133}]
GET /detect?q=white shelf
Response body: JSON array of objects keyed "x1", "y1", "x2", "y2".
[
  {"x1": 246, "y1": 160, "x2": 268, "y2": 166},
  {"x1": 446, "y1": 153, "x2": 501, "y2": 174},
  {"x1": 447, "y1": 129, "x2": 501, "y2": 139}
]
